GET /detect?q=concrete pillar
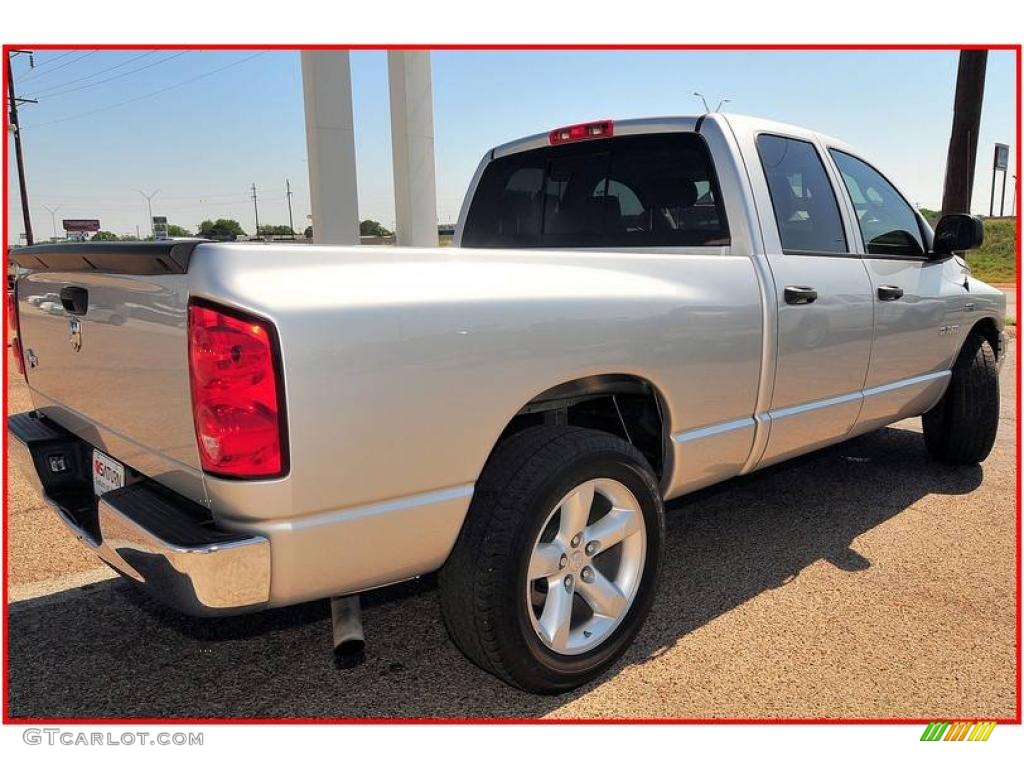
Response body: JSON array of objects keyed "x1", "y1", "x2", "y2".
[
  {"x1": 301, "y1": 51, "x2": 360, "y2": 245},
  {"x1": 387, "y1": 51, "x2": 438, "y2": 247}
]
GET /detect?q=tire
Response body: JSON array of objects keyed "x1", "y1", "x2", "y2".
[
  {"x1": 922, "y1": 333, "x2": 999, "y2": 465},
  {"x1": 439, "y1": 426, "x2": 665, "y2": 694}
]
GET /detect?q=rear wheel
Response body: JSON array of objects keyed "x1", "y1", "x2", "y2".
[
  {"x1": 922, "y1": 333, "x2": 999, "y2": 465},
  {"x1": 439, "y1": 426, "x2": 664, "y2": 693}
]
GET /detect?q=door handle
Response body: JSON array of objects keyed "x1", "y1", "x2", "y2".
[
  {"x1": 60, "y1": 286, "x2": 89, "y2": 315},
  {"x1": 784, "y1": 285, "x2": 818, "y2": 305},
  {"x1": 877, "y1": 285, "x2": 904, "y2": 301}
]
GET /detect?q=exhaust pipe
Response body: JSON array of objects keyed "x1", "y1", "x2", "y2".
[{"x1": 330, "y1": 595, "x2": 365, "y2": 668}]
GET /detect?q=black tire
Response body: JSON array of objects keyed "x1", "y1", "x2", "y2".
[
  {"x1": 439, "y1": 426, "x2": 665, "y2": 694},
  {"x1": 922, "y1": 333, "x2": 999, "y2": 465}
]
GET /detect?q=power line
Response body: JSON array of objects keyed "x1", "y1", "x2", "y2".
[
  {"x1": 30, "y1": 52, "x2": 189, "y2": 100},
  {"x1": 23, "y1": 52, "x2": 266, "y2": 129},
  {"x1": 20, "y1": 51, "x2": 98, "y2": 82},
  {"x1": 27, "y1": 51, "x2": 157, "y2": 97},
  {"x1": 14, "y1": 50, "x2": 75, "y2": 78},
  {"x1": 8, "y1": 49, "x2": 37, "y2": 245}
]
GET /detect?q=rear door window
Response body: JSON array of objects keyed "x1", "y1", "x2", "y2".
[
  {"x1": 756, "y1": 134, "x2": 848, "y2": 254},
  {"x1": 462, "y1": 133, "x2": 729, "y2": 248}
]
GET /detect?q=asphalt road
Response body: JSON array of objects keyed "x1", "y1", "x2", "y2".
[{"x1": 5, "y1": 349, "x2": 1018, "y2": 720}]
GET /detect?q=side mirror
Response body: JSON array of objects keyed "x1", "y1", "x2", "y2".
[{"x1": 933, "y1": 214, "x2": 984, "y2": 255}]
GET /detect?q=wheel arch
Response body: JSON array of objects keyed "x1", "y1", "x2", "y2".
[
  {"x1": 961, "y1": 316, "x2": 1003, "y2": 362},
  {"x1": 479, "y1": 373, "x2": 673, "y2": 490}
]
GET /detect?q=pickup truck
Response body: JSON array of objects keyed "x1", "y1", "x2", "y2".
[{"x1": 7, "y1": 113, "x2": 1005, "y2": 694}]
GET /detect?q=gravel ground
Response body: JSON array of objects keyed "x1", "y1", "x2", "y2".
[{"x1": 5, "y1": 349, "x2": 1018, "y2": 720}]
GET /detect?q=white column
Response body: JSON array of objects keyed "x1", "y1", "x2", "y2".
[
  {"x1": 301, "y1": 51, "x2": 360, "y2": 245},
  {"x1": 388, "y1": 51, "x2": 438, "y2": 247}
]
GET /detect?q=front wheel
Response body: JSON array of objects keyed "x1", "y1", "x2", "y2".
[
  {"x1": 922, "y1": 333, "x2": 1000, "y2": 465},
  {"x1": 439, "y1": 426, "x2": 665, "y2": 693}
]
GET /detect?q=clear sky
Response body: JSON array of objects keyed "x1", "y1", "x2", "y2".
[{"x1": 5, "y1": 48, "x2": 1017, "y2": 242}]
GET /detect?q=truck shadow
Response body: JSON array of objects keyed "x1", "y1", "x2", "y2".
[{"x1": 7, "y1": 424, "x2": 982, "y2": 720}]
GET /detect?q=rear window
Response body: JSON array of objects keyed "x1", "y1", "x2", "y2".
[{"x1": 462, "y1": 133, "x2": 730, "y2": 248}]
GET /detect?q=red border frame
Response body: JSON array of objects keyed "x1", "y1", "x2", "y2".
[{"x1": 2, "y1": 43, "x2": 1021, "y2": 727}]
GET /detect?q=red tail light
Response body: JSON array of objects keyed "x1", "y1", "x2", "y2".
[
  {"x1": 8, "y1": 289, "x2": 25, "y2": 378},
  {"x1": 8, "y1": 290, "x2": 19, "y2": 334},
  {"x1": 549, "y1": 119, "x2": 614, "y2": 145},
  {"x1": 188, "y1": 300, "x2": 287, "y2": 478}
]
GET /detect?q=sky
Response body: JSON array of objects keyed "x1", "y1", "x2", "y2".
[{"x1": 4, "y1": 49, "x2": 1018, "y2": 242}]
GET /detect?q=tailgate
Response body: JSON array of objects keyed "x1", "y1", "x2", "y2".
[{"x1": 11, "y1": 241, "x2": 207, "y2": 503}]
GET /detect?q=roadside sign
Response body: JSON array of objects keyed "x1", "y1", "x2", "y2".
[
  {"x1": 990, "y1": 143, "x2": 1012, "y2": 216},
  {"x1": 994, "y1": 143, "x2": 1009, "y2": 170},
  {"x1": 152, "y1": 216, "x2": 169, "y2": 239},
  {"x1": 62, "y1": 219, "x2": 100, "y2": 233}
]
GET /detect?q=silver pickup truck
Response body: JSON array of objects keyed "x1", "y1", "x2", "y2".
[{"x1": 8, "y1": 113, "x2": 1005, "y2": 693}]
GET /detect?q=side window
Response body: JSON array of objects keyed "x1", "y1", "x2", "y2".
[
  {"x1": 462, "y1": 133, "x2": 729, "y2": 248},
  {"x1": 829, "y1": 150, "x2": 924, "y2": 257},
  {"x1": 756, "y1": 134, "x2": 848, "y2": 254}
]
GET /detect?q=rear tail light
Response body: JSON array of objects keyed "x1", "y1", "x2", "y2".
[
  {"x1": 187, "y1": 300, "x2": 287, "y2": 478},
  {"x1": 549, "y1": 119, "x2": 614, "y2": 145},
  {"x1": 8, "y1": 289, "x2": 25, "y2": 378}
]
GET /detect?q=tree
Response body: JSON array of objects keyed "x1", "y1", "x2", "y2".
[
  {"x1": 91, "y1": 230, "x2": 118, "y2": 241},
  {"x1": 198, "y1": 219, "x2": 246, "y2": 241},
  {"x1": 166, "y1": 224, "x2": 192, "y2": 237},
  {"x1": 360, "y1": 219, "x2": 393, "y2": 237},
  {"x1": 257, "y1": 224, "x2": 295, "y2": 237}
]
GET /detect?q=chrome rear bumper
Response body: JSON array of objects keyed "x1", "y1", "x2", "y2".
[{"x1": 8, "y1": 410, "x2": 270, "y2": 616}]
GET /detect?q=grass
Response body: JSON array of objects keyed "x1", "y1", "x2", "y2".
[
  {"x1": 921, "y1": 211, "x2": 1017, "y2": 284},
  {"x1": 966, "y1": 218, "x2": 1017, "y2": 283}
]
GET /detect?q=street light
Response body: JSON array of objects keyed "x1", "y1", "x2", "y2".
[
  {"x1": 692, "y1": 92, "x2": 732, "y2": 113},
  {"x1": 42, "y1": 205, "x2": 60, "y2": 241},
  {"x1": 137, "y1": 189, "x2": 159, "y2": 237}
]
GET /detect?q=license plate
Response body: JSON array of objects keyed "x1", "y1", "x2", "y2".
[{"x1": 92, "y1": 449, "x2": 125, "y2": 497}]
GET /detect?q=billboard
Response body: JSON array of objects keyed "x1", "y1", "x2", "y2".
[{"x1": 62, "y1": 219, "x2": 100, "y2": 233}]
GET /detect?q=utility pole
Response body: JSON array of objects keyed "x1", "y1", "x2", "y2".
[
  {"x1": 8, "y1": 49, "x2": 37, "y2": 246},
  {"x1": 285, "y1": 179, "x2": 295, "y2": 235},
  {"x1": 137, "y1": 189, "x2": 159, "y2": 236},
  {"x1": 941, "y1": 50, "x2": 987, "y2": 217},
  {"x1": 251, "y1": 183, "x2": 261, "y2": 238},
  {"x1": 42, "y1": 205, "x2": 60, "y2": 240},
  {"x1": 1000, "y1": 164, "x2": 1008, "y2": 216}
]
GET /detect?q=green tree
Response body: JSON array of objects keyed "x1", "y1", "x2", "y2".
[
  {"x1": 257, "y1": 224, "x2": 295, "y2": 237},
  {"x1": 166, "y1": 224, "x2": 192, "y2": 237},
  {"x1": 198, "y1": 219, "x2": 246, "y2": 241},
  {"x1": 360, "y1": 219, "x2": 393, "y2": 237},
  {"x1": 91, "y1": 230, "x2": 118, "y2": 241}
]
